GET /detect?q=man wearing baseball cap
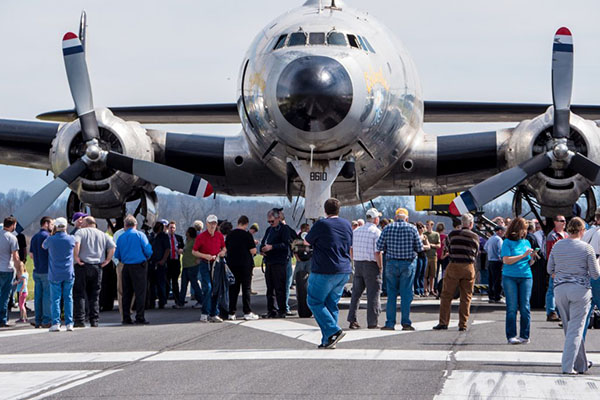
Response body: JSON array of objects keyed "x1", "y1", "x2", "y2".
[
  {"x1": 347, "y1": 208, "x2": 383, "y2": 330},
  {"x1": 192, "y1": 214, "x2": 226, "y2": 323},
  {"x1": 376, "y1": 206, "x2": 423, "y2": 331},
  {"x1": 42, "y1": 217, "x2": 77, "y2": 332},
  {"x1": 71, "y1": 212, "x2": 88, "y2": 235}
]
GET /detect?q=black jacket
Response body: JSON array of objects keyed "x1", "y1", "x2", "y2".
[{"x1": 260, "y1": 224, "x2": 297, "y2": 265}]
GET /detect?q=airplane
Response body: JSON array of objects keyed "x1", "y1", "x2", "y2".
[{"x1": 2, "y1": 0, "x2": 600, "y2": 232}]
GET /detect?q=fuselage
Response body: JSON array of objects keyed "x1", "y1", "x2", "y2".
[{"x1": 237, "y1": 0, "x2": 423, "y2": 201}]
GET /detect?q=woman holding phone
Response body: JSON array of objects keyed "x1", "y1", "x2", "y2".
[
  {"x1": 501, "y1": 217, "x2": 537, "y2": 344},
  {"x1": 548, "y1": 217, "x2": 600, "y2": 374}
]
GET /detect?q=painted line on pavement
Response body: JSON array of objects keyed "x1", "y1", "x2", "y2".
[
  {"x1": 0, "y1": 322, "x2": 124, "y2": 339},
  {"x1": 144, "y1": 349, "x2": 452, "y2": 362},
  {"x1": 0, "y1": 369, "x2": 120, "y2": 400},
  {"x1": 229, "y1": 319, "x2": 493, "y2": 344},
  {"x1": 0, "y1": 351, "x2": 157, "y2": 364},
  {"x1": 434, "y1": 370, "x2": 600, "y2": 399}
]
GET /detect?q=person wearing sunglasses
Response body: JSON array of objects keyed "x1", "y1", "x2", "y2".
[
  {"x1": 259, "y1": 208, "x2": 296, "y2": 318},
  {"x1": 546, "y1": 215, "x2": 568, "y2": 322}
]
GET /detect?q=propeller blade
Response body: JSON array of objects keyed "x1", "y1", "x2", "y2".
[
  {"x1": 449, "y1": 153, "x2": 552, "y2": 216},
  {"x1": 13, "y1": 159, "x2": 87, "y2": 233},
  {"x1": 569, "y1": 153, "x2": 600, "y2": 184},
  {"x1": 62, "y1": 32, "x2": 99, "y2": 142},
  {"x1": 551, "y1": 27, "x2": 574, "y2": 139},
  {"x1": 105, "y1": 152, "x2": 213, "y2": 198}
]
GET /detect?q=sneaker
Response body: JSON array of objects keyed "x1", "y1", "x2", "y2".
[
  {"x1": 349, "y1": 321, "x2": 361, "y2": 330},
  {"x1": 508, "y1": 337, "x2": 521, "y2": 344},
  {"x1": 325, "y1": 329, "x2": 346, "y2": 349},
  {"x1": 547, "y1": 312, "x2": 560, "y2": 322},
  {"x1": 402, "y1": 324, "x2": 415, "y2": 331},
  {"x1": 432, "y1": 324, "x2": 448, "y2": 330},
  {"x1": 192, "y1": 302, "x2": 202, "y2": 309},
  {"x1": 519, "y1": 337, "x2": 530, "y2": 344},
  {"x1": 367, "y1": 325, "x2": 380, "y2": 329},
  {"x1": 381, "y1": 326, "x2": 395, "y2": 331},
  {"x1": 66, "y1": 324, "x2": 74, "y2": 332},
  {"x1": 15, "y1": 319, "x2": 25, "y2": 323},
  {"x1": 243, "y1": 313, "x2": 259, "y2": 320},
  {"x1": 172, "y1": 304, "x2": 184, "y2": 309},
  {"x1": 458, "y1": 327, "x2": 467, "y2": 332},
  {"x1": 49, "y1": 324, "x2": 61, "y2": 332},
  {"x1": 209, "y1": 315, "x2": 223, "y2": 323},
  {"x1": 286, "y1": 311, "x2": 297, "y2": 317},
  {"x1": 227, "y1": 314, "x2": 236, "y2": 321},
  {"x1": 199, "y1": 314, "x2": 209, "y2": 323},
  {"x1": 73, "y1": 322, "x2": 86, "y2": 328}
]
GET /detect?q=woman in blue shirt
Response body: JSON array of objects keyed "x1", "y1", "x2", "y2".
[{"x1": 501, "y1": 217, "x2": 538, "y2": 344}]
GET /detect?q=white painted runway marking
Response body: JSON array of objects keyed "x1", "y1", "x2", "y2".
[
  {"x1": 0, "y1": 369, "x2": 119, "y2": 400},
  {"x1": 145, "y1": 349, "x2": 452, "y2": 362},
  {"x1": 229, "y1": 319, "x2": 493, "y2": 345},
  {"x1": 434, "y1": 370, "x2": 600, "y2": 399},
  {"x1": 0, "y1": 351, "x2": 156, "y2": 364},
  {"x1": 455, "y1": 350, "x2": 600, "y2": 365}
]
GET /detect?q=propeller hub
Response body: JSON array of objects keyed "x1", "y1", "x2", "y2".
[
  {"x1": 552, "y1": 140, "x2": 569, "y2": 160},
  {"x1": 85, "y1": 139, "x2": 102, "y2": 161}
]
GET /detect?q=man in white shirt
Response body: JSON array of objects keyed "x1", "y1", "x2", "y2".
[
  {"x1": 347, "y1": 208, "x2": 383, "y2": 329},
  {"x1": 0, "y1": 217, "x2": 20, "y2": 327}
]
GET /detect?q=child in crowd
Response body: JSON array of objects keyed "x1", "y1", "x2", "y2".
[{"x1": 14, "y1": 262, "x2": 28, "y2": 323}]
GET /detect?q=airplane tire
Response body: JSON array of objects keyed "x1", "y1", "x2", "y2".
[{"x1": 295, "y1": 270, "x2": 312, "y2": 318}]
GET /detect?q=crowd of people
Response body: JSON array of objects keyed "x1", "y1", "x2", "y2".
[{"x1": 0, "y1": 200, "x2": 600, "y2": 374}]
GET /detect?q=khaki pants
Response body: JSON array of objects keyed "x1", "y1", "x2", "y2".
[
  {"x1": 116, "y1": 263, "x2": 134, "y2": 319},
  {"x1": 438, "y1": 262, "x2": 475, "y2": 329}
]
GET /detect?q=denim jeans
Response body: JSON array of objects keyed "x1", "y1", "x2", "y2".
[
  {"x1": 198, "y1": 262, "x2": 216, "y2": 316},
  {"x1": 413, "y1": 256, "x2": 426, "y2": 295},
  {"x1": 33, "y1": 272, "x2": 51, "y2": 325},
  {"x1": 285, "y1": 259, "x2": 293, "y2": 313},
  {"x1": 583, "y1": 277, "x2": 600, "y2": 339},
  {"x1": 0, "y1": 271, "x2": 14, "y2": 325},
  {"x1": 179, "y1": 265, "x2": 201, "y2": 306},
  {"x1": 503, "y1": 275, "x2": 532, "y2": 340},
  {"x1": 546, "y1": 276, "x2": 556, "y2": 315},
  {"x1": 385, "y1": 258, "x2": 416, "y2": 327},
  {"x1": 50, "y1": 279, "x2": 74, "y2": 326},
  {"x1": 307, "y1": 272, "x2": 349, "y2": 345}
]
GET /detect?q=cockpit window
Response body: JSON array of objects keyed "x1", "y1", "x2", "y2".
[
  {"x1": 362, "y1": 36, "x2": 376, "y2": 53},
  {"x1": 309, "y1": 32, "x2": 325, "y2": 45},
  {"x1": 273, "y1": 34, "x2": 287, "y2": 50},
  {"x1": 327, "y1": 31, "x2": 347, "y2": 46},
  {"x1": 347, "y1": 34, "x2": 360, "y2": 49},
  {"x1": 357, "y1": 35, "x2": 368, "y2": 51},
  {"x1": 288, "y1": 32, "x2": 308, "y2": 46}
]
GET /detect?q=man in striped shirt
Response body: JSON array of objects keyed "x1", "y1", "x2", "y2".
[
  {"x1": 347, "y1": 208, "x2": 383, "y2": 329},
  {"x1": 434, "y1": 213, "x2": 480, "y2": 331}
]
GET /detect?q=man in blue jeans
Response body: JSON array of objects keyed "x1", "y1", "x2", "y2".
[
  {"x1": 306, "y1": 198, "x2": 352, "y2": 349},
  {"x1": 0, "y1": 216, "x2": 22, "y2": 328},
  {"x1": 29, "y1": 216, "x2": 54, "y2": 328},
  {"x1": 376, "y1": 208, "x2": 423, "y2": 331}
]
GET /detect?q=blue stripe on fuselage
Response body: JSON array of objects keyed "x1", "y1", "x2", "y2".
[{"x1": 62, "y1": 45, "x2": 84, "y2": 56}]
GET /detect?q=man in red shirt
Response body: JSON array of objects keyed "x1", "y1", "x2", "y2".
[
  {"x1": 546, "y1": 215, "x2": 567, "y2": 322},
  {"x1": 192, "y1": 215, "x2": 226, "y2": 322}
]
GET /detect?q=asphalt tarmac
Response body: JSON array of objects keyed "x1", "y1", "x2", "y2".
[{"x1": 1, "y1": 272, "x2": 599, "y2": 399}]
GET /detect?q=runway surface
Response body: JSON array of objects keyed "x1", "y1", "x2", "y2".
[{"x1": 1, "y1": 272, "x2": 599, "y2": 399}]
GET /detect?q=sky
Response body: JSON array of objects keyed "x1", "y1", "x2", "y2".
[{"x1": 0, "y1": 0, "x2": 599, "y2": 197}]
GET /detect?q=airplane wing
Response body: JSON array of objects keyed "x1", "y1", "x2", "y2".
[{"x1": 36, "y1": 101, "x2": 600, "y2": 124}]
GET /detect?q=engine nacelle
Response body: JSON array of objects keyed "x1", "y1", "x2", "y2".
[
  {"x1": 506, "y1": 107, "x2": 600, "y2": 217},
  {"x1": 50, "y1": 108, "x2": 155, "y2": 218}
]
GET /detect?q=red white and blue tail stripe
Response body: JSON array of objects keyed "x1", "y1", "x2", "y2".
[{"x1": 449, "y1": 192, "x2": 476, "y2": 216}]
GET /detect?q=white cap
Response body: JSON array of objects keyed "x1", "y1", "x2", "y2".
[
  {"x1": 366, "y1": 208, "x2": 382, "y2": 219},
  {"x1": 55, "y1": 217, "x2": 68, "y2": 230},
  {"x1": 206, "y1": 215, "x2": 218, "y2": 223}
]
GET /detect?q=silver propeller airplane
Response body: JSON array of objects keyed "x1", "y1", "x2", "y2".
[{"x1": 2, "y1": 0, "x2": 600, "y2": 232}]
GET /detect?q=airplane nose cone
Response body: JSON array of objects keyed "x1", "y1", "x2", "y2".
[{"x1": 276, "y1": 56, "x2": 353, "y2": 132}]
